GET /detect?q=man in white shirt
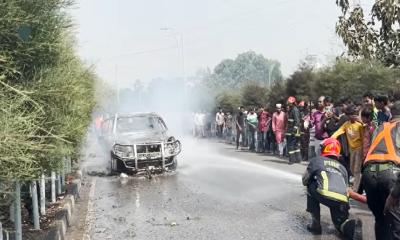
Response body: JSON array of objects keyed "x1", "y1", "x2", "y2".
[{"x1": 215, "y1": 108, "x2": 225, "y2": 138}]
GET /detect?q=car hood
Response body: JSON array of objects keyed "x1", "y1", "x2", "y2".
[{"x1": 114, "y1": 131, "x2": 169, "y2": 145}]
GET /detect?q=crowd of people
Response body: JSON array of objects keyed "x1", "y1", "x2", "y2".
[
  {"x1": 201, "y1": 92, "x2": 392, "y2": 170},
  {"x1": 193, "y1": 91, "x2": 400, "y2": 240}
]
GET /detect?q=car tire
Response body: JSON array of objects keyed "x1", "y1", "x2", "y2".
[
  {"x1": 169, "y1": 157, "x2": 178, "y2": 171},
  {"x1": 110, "y1": 155, "x2": 119, "y2": 175}
]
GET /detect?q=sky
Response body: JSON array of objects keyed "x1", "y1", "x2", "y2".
[{"x1": 72, "y1": 0, "x2": 374, "y2": 88}]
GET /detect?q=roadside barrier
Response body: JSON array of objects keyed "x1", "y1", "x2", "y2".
[{"x1": 0, "y1": 156, "x2": 73, "y2": 240}]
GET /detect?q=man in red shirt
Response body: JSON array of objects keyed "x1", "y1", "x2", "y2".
[{"x1": 257, "y1": 106, "x2": 270, "y2": 152}]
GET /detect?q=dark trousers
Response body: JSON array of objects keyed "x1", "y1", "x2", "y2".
[
  {"x1": 300, "y1": 132, "x2": 310, "y2": 161},
  {"x1": 362, "y1": 166, "x2": 400, "y2": 240},
  {"x1": 249, "y1": 127, "x2": 256, "y2": 151},
  {"x1": 267, "y1": 130, "x2": 276, "y2": 153},
  {"x1": 286, "y1": 133, "x2": 301, "y2": 163},
  {"x1": 258, "y1": 131, "x2": 267, "y2": 152},
  {"x1": 236, "y1": 127, "x2": 244, "y2": 148},
  {"x1": 307, "y1": 186, "x2": 350, "y2": 231},
  {"x1": 217, "y1": 124, "x2": 223, "y2": 137}
]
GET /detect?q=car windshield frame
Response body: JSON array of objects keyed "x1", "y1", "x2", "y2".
[{"x1": 115, "y1": 115, "x2": 167, "y2": 134}]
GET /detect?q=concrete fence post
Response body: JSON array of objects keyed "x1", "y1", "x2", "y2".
[
  {"x1": 31, "y1": 181, "x2": 40, "y2": 230},
  {"x1": 14, "y1": 181, "x2": 22, "y2": 240},
  {"x1": 57, "y1": 173, "x2": 62, "y2": 195},
  {"x1": 67, "y1": 156, "x2": 72, "y2": 173},
  {"x1": 61, "y1": 172, "x2": 65, "y2": 192},
  {"x1": 9, "y1": 202, "x2": 14, "y2": 223},
  {"x1": 0, "y1": 221, "x2": 3, "y2": 240},
  {"x1": 40, "y1": 173, "x2": 46, "y2": 215},
  {"x1": 61, "y1": 158, "x2": 66, "y2": 191},
  {"x1": 51, "y1": 171, "x2": 56, "y2": 203}
]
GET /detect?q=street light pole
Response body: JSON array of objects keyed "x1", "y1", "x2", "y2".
[
  {"x1": 268, "y1": 63, "x2": 276, "y2": 88},
  {"x1": 160, "y1": 28, "x2": 185, "y2": 82}
]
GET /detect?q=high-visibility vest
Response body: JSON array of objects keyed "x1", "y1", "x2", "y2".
[{"x1": 364, "y1": 121, "x2": 400, "y2": 165}]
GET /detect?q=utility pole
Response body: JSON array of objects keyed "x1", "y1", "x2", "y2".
[
  {"x1": 268, "y1": 63, "x2": 276, "y2": 88},
  {"x1": 160, "y1": 27, "x2": 185, "y2": 82},
  {"x1": 115, "y1": 64, "x2": 120, "y2": 105}
]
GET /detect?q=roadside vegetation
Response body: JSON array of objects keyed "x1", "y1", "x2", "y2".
[{"x1": 0, "y1": 0, "x2": 96, "y2": 224}]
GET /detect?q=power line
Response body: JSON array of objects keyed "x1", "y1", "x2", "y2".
[{"x1": 103, "y1": 45, "x2": 179, "y2": 61}]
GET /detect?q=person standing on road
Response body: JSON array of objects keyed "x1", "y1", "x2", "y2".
[
  {"x1": 332, "y1": 105, "x2": 364, "y2": 192},
  {"x1": 266, "y1": 105, "x2": 277, "y2": 154},
  {"x1": 299, "y1": 101, "x2": 311, "y2": 162},
  {"x1": 258, "y1": 106, "x2": 269, "y2": 152},
  {"x1": 286, "y1": 96, "x2": 302, "y2": 164},
  {"x1": 247, "y1": 108, "x2": 258, "y2": 151},
  {"x1": 302, "y1": 138, "x2": 363, "y2": 239},
  {"x1": 361, "y1": 107, "x2": 375, "y2": 161},
  {"x1": 375, "y1": 94, "x2": 392, "y2": 126},
  {"x1": 272, "y1": 103, "x2": 286, "y2": 157},
  {"x1": 363, "y1": 91, "x2": 379, "y2": 126},
  {"x1": 216, "y1": 108, "x2": 225, "y2": 138},
  {"x1": 362, "y1": 101, "x2": 400, "y2": 240},
  {"x1": 311, "y1": 96, "x2": 329, "y2": 156},
  {"x1": 236, "y1": 106, "x2": 245, "y2": 150},
  {"x1": 198, "y1": 111, "x2": 206, "y2": 138},
  {"x1": 225, "y1": 111, "x2": 233, "y2": 143},
  {"x1": 335, "y1": 99, "x2": 352, "y2": 173},
  {"x1": 323, "y1": 96, "x2": 334, "y2": 113}
]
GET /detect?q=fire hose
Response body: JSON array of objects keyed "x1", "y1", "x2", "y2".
[{"x1": 348, "y1": 189, "x2": 367, "y2": 203}]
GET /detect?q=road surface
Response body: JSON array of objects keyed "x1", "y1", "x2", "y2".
[{"x1": 67, "y1": 136, "x2": 374, "y2": 240}]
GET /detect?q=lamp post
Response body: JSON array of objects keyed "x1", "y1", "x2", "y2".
[
  {"x1": 268, "y1": 63, "x2": 276, "y2": 88},
  {"x1": 160, "y1": 28, "x2": 185, "y2": 82}
]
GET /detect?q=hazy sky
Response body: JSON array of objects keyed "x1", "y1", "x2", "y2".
[{"x1": 72, "y1": 0, "x2": 374, "y2": 88}]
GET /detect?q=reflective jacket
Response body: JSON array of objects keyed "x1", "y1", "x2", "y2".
[
  {"x1": 364, "y1": 121, "x2": 400, "y2": 165},
  {"x1": 303, "y1": 156, "x2": 349, "y2": 203},
  {"x1": 287, "y1": 106, "x2": 301, "y2": 136}
]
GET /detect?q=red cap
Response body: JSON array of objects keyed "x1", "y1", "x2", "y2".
[
  {"x1": 287, "y1": 96, "x2": 296, "y2": 104},
  {"x1": 321, "y1": 138, "x2": 341, "y2": 158}
]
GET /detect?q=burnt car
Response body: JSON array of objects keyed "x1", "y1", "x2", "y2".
[{"x1": 100, "y1": 113, "x2": 181, "y2": 174}]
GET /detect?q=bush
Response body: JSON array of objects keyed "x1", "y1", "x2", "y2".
[
  {"x1": 0, "y1": 0, "x2": 96, "y2": 181},
  {"x1": 241, "y1": 82, "x2": 268, "y2": 108},
  {"x1": 215, "y1": 90, "x2": 241, "y2": 113},
  {"x1": 282, "y1": 59, "x2": 400, "y2": 103}
]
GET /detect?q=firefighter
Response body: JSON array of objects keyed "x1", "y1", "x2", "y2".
[
  {"x1": 299, "y1": 100, "x2": 311, "y2": 161},
  {"x1": 303, "y1": 138, "x2": 363, "y2": 239},
  {"x1": 286, "y1": 96, "x2": 302, "y2": 164},
  {"x1": 361, "y1": 101, "x2": 400, "y2": 240}
]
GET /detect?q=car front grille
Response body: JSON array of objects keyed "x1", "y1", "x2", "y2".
[
  {"x1": 136, "y1": 144, "x2": 161, "y2": 153},
  {"x1": 136, "y1": 143, "x2": 162, "y2": 160}
]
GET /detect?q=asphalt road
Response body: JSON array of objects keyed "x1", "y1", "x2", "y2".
[{"x1": 70, "y1": 136, "x2": 374, "y2": 240}]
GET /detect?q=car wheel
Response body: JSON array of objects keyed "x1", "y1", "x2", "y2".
[
  {"x1": 169, "y1": 157, "x2": 178, "y2": 171},
  {"x1": 110, "y1": 156, "x2": 118, "y2": 175}
]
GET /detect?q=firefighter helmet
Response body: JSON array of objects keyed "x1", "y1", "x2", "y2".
[{"x1": 321, "y1": 138, "x2": 341, "y2": 158}]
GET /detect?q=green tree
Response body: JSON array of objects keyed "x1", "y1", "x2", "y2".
[
  {"x1": 286, "y1": 64, "x2": 315, "y2": 101},
  {"x1": 207, "y1": 51, "x2": 283, "y2": 89},
  {"x1": 267, "y1": 81, "x2": 287, "y2": 106},
  {"x1": 336, "y1": 0, "x2": 400, "y2": 66},
  {"x1": 241, "y1": 82, "x2": 268, "y2": 108},
  {"x1": 215, "y1": 90, "x2": 241, "y2": 113},
  {"x1": 313, "y1": 60, "x2": 400, "y2": 101}
]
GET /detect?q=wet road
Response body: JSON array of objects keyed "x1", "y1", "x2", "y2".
[{"x1": 79, "y1": 137, "x2": 374, "y2": 240}]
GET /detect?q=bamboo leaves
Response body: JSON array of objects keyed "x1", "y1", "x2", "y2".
[{"x1": 0, "y1": 0, "x2": 95, "y2": 181}]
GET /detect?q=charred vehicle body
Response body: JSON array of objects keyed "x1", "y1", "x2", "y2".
[{"x1": 100, "y1": 113, "x2": 181, "y2": 174}]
